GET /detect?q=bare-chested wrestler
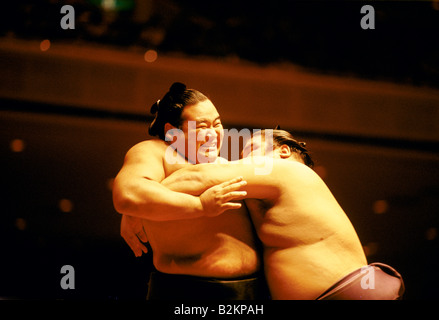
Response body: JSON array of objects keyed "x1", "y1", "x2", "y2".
[
  {"x1": 112, "y1": 83, "x2": 268, "y2": 300},
  {"x1": 161, "y1": 129, "x2": 405, "y2": 300}
]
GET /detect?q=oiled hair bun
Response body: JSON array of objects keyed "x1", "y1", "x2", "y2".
[
  {"x1": 150, "y1": 100, "x2": 160, "y2": 115},
  {"x1": 169, "y1": 82, "x2": 186, "y2": 95}
]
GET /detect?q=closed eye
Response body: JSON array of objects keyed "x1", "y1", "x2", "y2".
[{"x1": 196, "y1": 122, "x2": 208, "y2": 129}]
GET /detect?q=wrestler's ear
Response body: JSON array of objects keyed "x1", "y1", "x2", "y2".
[
  {"x1": 164, "y1": 122, "x2": 180, "y2": 141},
  {"x1": 164, "y1": 122, "x2": 176, "y2": 132},
  {"x1": 278, "y1": 144, "x2": 292, "y2": 159}
]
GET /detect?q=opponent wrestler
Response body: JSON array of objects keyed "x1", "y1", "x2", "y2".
[
  {"x1": 161, "y1": 129, "x2": 405, "y2": 300},
  {"x1": 113, "y1": 83, "x2": 267, "y2": 299}
]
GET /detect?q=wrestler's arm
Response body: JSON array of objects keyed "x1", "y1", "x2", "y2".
[
  {"x1": 162, "y1": 159, "x2": 284, "y2": 200},
  {"x1": 113, "y1": 140, "x2": 245, "y2": 221},
  {"x1": 112, "y1": 140, "x2": 206, "y2": 221}
]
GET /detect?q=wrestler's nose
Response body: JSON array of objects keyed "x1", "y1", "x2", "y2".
[{"x1": 205, "y1": 128, "x2": 217, "y2": 140}]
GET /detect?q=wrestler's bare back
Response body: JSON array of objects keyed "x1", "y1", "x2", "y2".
[
  {"x1": 162, "y1": 159, "x2": 368, "y2": 299},
  {"x1": 243, "y1": 161, "x2": 368, "y2": 299},
  {"x1": 137, "y1": 140, "x2": 259, "y2": 278}
]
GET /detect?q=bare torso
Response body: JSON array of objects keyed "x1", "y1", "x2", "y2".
[
  {"x1": 141, "y1": 141, "x2": 260, "y2": 278},
  {"x1": 154, "y1": 157, "x2": 368, "y2": 298},
  {"x1": 245, "y1": 162, "x2": 367, "y2": 299}
]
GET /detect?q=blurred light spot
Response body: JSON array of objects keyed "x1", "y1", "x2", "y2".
[
  {"x1": 373, "y1": 200, "x2": 388, "y2": 214},
  {"x1": 433, "y1": 0, "x2": 439, "y2": 11},
  {"x1": 102, "y1": 0, "x2": 117, "y2": 11},
  {"x1": 40, "y1": 39, "x2": 51, "y2": 52},
  {"x1": 107, "y1": 178, "x2": 115, "y2": 191},
  {"x1": 314, "y1": 166, "x2": 327, "y2": 179},
  {"x1": 10, "y1": 139, "x2": 25, "y2": 152},
  {"x1": 363, "y1": 242, "x2": 379, "y2": 257},
  {"x1": 59, "y1": 198, "x2": 74, "y2": 213},
  {"x1": 144, "y1": 49, "x2": 158, "y2": 63},
  {"x1": 426, "y1": 227, "x2": 437, "y2": 241},
  {"x1": 15, "y1": 218, "x2": 27, "y2": 231}
]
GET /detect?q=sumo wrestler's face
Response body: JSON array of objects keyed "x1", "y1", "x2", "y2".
[
  {"x1": 241, "y1": 132, "x2": 276, "y2": 159},
  {"x1": 179, "y1": 100, "x2": 224, "y2": 164}
]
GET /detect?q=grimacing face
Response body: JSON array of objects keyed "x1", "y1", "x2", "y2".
[
  {"x1": 179, "y1": 100, "x2": 224, "y2": 164},
  {"x1": 241, "y1": 133, "x2": 276, "y2": 159},
  {"x1": 242, "y1": 133, "x2": 308, "y2": 166}
]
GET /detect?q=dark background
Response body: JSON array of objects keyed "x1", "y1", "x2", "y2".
[{"x1": 0, "y1": 0, "x2": 438, "y2": 300}]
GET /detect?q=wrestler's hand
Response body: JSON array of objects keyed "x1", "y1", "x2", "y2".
[
  {"x1": 120, "y1": 214, "x2": 148, "y2": 257},
  {"x1": 199, "y1": 176, "x2": 248, "y2": 217}
]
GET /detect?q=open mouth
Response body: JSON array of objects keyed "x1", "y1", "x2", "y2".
[
  {"x1": 199, "y1": 143, "x2": 217, "y2": 151},
  {"x1": 197, "y1": 143, "x2": 219, "y2": 163}
]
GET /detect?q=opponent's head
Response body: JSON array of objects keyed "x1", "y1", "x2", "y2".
[{"x1": 242, "y1": 129, "x2": 314, "y2": 168}]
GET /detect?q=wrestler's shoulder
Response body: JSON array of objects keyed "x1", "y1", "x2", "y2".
[
  {"x1": 130, "y1": 139, "x2": 167, "y2": 152},
  {"x1": 125, "y1": 139, "x2": 167, "y2": 159},
  {"x1": 274, "y1": 159, "x2": 320, "y2": 181}
]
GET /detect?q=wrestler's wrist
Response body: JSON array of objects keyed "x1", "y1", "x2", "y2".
[{"x1": 192, "y1": 196, "x2": 205, "y2": 218}]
